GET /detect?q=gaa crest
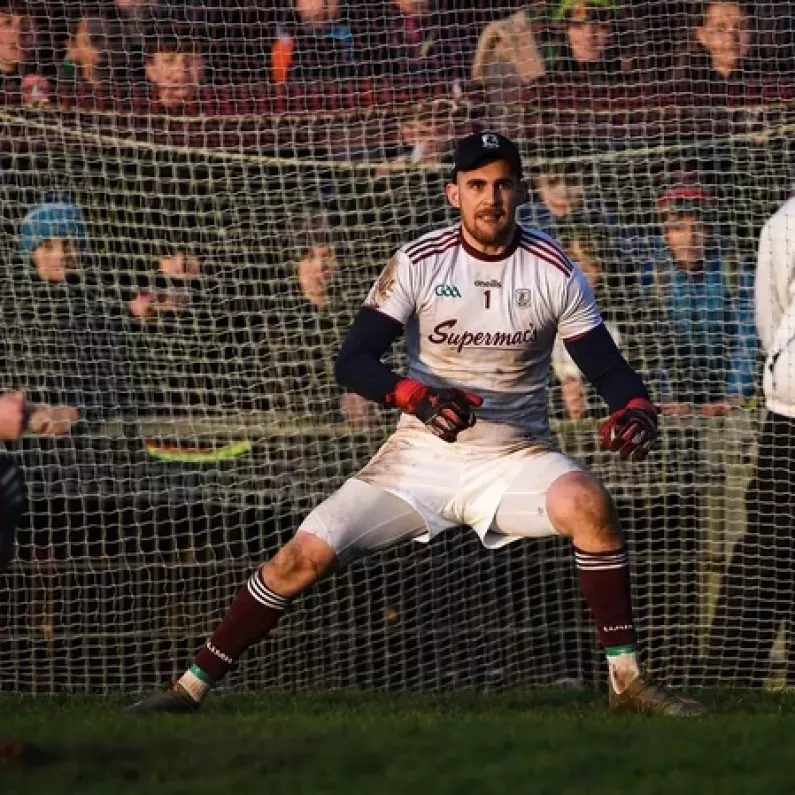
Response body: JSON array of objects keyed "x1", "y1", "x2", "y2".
[
  {"x1": 514, "y1": 288, "x2": 531, "y2": 307},
  {"x1": 482, "y1": 133, "x2": 500, "y2": 149},
  {"x1": 368, "y1": 254, "x2": 399, "y2": 308}
]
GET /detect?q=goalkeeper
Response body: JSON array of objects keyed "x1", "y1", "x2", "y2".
[{"x1": 128, "y1": 133, "x2": 705, "y2": 716}]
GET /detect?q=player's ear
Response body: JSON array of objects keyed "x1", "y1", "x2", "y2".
[{"x1": 446, "y1": 182, "x2": 460, "y2": 209}]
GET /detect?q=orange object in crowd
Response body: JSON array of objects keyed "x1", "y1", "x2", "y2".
[{"x1": 272, "y1": 35, "x2": 295, "y2": 84}]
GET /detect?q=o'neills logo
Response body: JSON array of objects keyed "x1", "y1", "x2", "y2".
[
  {"x1": 474, "y1": 279, "x2": 502, "y2": 287},
  {"x1": 428, "y1": 319, "x2": 537, "y2": 352},
  {"x1": 206, "y1": 641, "x2": 233, "y2": 664}
]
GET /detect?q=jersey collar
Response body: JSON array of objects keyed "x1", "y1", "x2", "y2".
[{"x1": 459, "y1": 226, "x2": 521, "y2": 262}]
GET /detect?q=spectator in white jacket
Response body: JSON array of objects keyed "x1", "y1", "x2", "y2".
[
  {"x1": 756, "y1": 195, "x2": 795, "y2": 414},
  {"x1": 704, "y1": 194, "x2": 795, "y2": 686}
]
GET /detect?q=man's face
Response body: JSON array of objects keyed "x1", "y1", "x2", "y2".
[
  {"x1": 446, "y1": 159, "x2": 524, "y2": 249},
  {"x1": 565, "y1": 239, "x2": 602, "y2": 289},
  {"x1": 298, "y1": 244, "x2": 338, "y2": 308},
  {"x1": 696, "y1": 2, "x2": 750, "y2": 76},
  {"x1": 0, "y1": 12, "x2": 22, "y2": 72},
  {"x1": 146, "y1": 49, "x2": 202, "y2": 107},
  {"x1": 294, "y1": 0, "x2": 340, "y2": 25},
  {"x1": 32, "y1": 238, "x2": 79, "y2": 283},
  {"x1": 567, "y1": 4, "x2": 612, "y2": 65},
  {"x1": 534, "y1": 171, "x2": 584, "y2": 219},
  {"x1": 664, "y1": 213, "x2": 706, "y2": 270}
]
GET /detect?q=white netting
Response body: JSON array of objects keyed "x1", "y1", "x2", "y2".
[{"x1": 0, "y1": 1, "x2": 793, "y2": 692}]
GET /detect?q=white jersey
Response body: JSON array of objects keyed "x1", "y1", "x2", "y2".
[
  {"x1": 756, "y1": 195, "x2": 795, "y2": 418},
  {"x1": 364, "y1": 223, "x2": 603, "y2": 444}
]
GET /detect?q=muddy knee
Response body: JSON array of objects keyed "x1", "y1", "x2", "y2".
[
  {"x1": 261, "y1": 532, "x2": 336, "y2": 596},
  {"x1": 546, "y1": 471, "x2": 619, "y2": 545}
]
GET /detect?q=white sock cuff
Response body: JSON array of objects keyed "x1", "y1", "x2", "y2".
[
  {"x1": 247, "y1": 573, "x2": 290, "y2": 610},
  {"x1": 574, "y1": 548, "x2": 629, "y2": 571}
]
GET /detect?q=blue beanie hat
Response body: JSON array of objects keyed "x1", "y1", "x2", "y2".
[{"x1": 19, "y1": 201, "x2": 87, "y2": 256}]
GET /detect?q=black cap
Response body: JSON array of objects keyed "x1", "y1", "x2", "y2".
[{"x1": 451, "y1": 132, "x2": 523, "y2": 181}]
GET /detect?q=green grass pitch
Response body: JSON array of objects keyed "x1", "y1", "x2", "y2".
[{"x1": 1, "y1": 690, "x2": 793, "y2": 794}]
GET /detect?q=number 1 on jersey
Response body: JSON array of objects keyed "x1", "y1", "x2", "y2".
[{"x1": 483, "y1": 289, "x2": 491, "y2": 309}]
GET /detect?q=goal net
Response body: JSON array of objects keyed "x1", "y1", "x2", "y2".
[{"x1": 1, "y1": 0, "x2": 792, "y2": 693}]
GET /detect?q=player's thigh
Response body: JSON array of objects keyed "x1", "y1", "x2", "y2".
[
  {"x1": 298, "y1": 477, "x2": 428, "y2": 566},
  {"x1": 491, "y1": 451, "x2": 586, "y2": 539}
]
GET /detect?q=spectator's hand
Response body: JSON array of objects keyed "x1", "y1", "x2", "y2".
[
  {"x1": 27, "y1": 403, "x2": 79, "y2": 436},
  {"x1": 561, "y1": 377, "x2": 586, "y2": 420},
  {"x1": 700, "y1": 400, "x2": 742, "y2": 417},
  {"x1": 0, "y1": 392, "x2": 25, "y2": 440},
  {"x1": 340, "y1": 393, "x2": 378, "y2": 428},
  {"x1": 129, "y1": 291, "x2": 186, "y2": 320},
  {"x1": 21, "y1": 74, "x2": 50, "y2": 107},
  {"x1": 660, "y1": 402, "x2": 692, "y2": 417},
  {"x1": 0, "y1": 392, "x2": 79, "y2": 439},
  {"x1": 159, "y1": 252, "x2": 200, "y2": 280},
  {"x1": 130, "y1": 292, "x2": 156, "y2": 319}
]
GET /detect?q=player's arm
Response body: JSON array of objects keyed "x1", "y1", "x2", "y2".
[
  {"x1": 0, "y1": 391, "x2": 79, "y2": 441},
  {"x1": 334, "y1": 307, "x2": 403, "y2": 403},
  {"x1": 334, "y1": 251, "x2": 482, "y2": 443},
  {"x1": 335, "y1": 307, "x2": 482, "y2": 443},
  {"x1": 557, "y1": 265, "x2": 657, "y2": 462},
  {"x1": 564, "y1": 324, "x2": 649, "y2": 414},
  {"x1": 564, "y1": 325, "x2": 657, "y2": 461}
]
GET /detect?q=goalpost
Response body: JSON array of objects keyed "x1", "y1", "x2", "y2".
[{"x1": 0, "y1": 1, "x2": 791, "y2": 693}]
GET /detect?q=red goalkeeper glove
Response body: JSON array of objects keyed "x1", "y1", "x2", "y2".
[
  {"x1": 388, "y1": 379, "x2": 484, "y2": 443},
  {"x1": 599, "y1": 397, "x2": 659, "y2": 462}
]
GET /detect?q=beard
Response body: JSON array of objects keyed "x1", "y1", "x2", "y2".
[{"x1": 462, "y1": 209, "x2": 515, "y2": 247}]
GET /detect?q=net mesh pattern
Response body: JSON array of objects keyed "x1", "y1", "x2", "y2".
[{"x1": 1, "y1": 0, "x2": 793, "y2": 692}]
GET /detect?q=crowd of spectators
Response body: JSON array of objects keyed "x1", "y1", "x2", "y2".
[
  {"x1": 3, "y1": 1, "x2": 784, "y2": 427},
  {"x1": 0, "y1": 1, "x2": 793, "y2": 111}
]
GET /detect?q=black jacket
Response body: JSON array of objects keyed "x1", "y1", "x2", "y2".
[{"x1": 0, "y1": 256, "x2": 131, "y2": 422}]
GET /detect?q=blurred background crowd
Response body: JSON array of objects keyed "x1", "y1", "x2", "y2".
[
  {"x1": 3, "y1": 0, "x2": 792, "y2": 420},
  {"x1": 1, "y1": 0, "x2": 794, "y2": 107}
]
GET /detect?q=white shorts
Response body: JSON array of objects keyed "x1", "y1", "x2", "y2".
[{"x1": 299, "y1": 425, "x2": 585, "y2": 565}]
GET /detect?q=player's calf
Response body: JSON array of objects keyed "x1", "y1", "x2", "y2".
[
  {"x1": 544, "y1": 471, "x2": 705, "y2": 713},
  {"x1": 546, "y1": 472, "x2": 642, "y2": 693},
  {"x1": 126, "y1": 533, "x2": 336, "y2": 714}
]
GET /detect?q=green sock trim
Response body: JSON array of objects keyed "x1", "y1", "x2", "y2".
[
  {"x1": 605, "y1": 644, "x2": 637, "y2": 657},
  {"x1": 189, "y1": 664, "x2": 213, "y2": 685}
]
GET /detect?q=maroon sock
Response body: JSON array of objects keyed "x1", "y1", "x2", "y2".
[
  {"x1": 193, "y1": 570, "x2": 289, "y2": 682},
  {"x1": 574, "y1": 546, "x2": 636, "y2": 649}
]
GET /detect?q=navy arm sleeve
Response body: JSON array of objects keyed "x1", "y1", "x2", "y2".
[
  {"x1": 564, "y1": 323, "x2": 649, "y2": 413},
  {"x1": 334, "y1": 307, "x2": 405, "y2": 405}
]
